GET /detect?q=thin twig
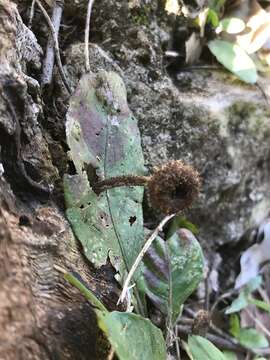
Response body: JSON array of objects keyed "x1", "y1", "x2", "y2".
[
  {"x1": 175, "y1": 326, "x2": 181, "y2": 360},
  {"x1": 107, "y1": 347, "x2": 115, "y2": 360},
  {"x1": 258, "y1": 286, "x2": 270, "y2": 304},
  {"x1": 245, "y1": 307, "x2": 270, "y2": 339},
  {"x1": 36, "y1": 0, "x2": 72, "y2": 94},
  {"x1": 210, "y1": 322, "x2": 240, "y2": 346},
  {"x1": 177, "y1": 325, "x2": 246, "y2": 353},
  {"x1": 118, "y1": 213, "x2": 175, "y2": 304},
  {"x1": 53, "y1": 264, "x2": 67, "y2": 274},
  {"x1": 41, "y1": 0, "x2": 64, "y2": 87},
  {"x1": 28, "y1": 0, "x2": 36, "y2": 28},
  {"x1": 210, "y1": 288, "x2": 238, "y2": 315},
  {"x1": 85, "y1": 0, "x2": 95, "y2": 72}
]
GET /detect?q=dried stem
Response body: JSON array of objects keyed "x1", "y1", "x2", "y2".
[
  {"x1": 94, "y1": 175, "x2": 150, "y2": 194},
  {"x1": 85, "y1": 0, "x2": 95, "y2": 72},
  {"x1": 28, "y1": 0, "x2": 36, "y2": 28},
  {"x1": 118, "y1": 213, "x2": 175, "y2": 304},
  {"x1": 41, "y1": 0, "x2": 64, "y2": 87},
  {"x1": 210, "y1": 288, "x2": 238, "y2": 315},
  {"x1": 95, "y1": 160, "x2": 200, "y2": 215},
  {"x1": 245, "y1": 307, "x2": 270, "y2": 339},
  {"x1": 36, "y1": 0, "x2": 72, "y2": 94},
  {"x1": 107, "y1": 347, "x2": 115, "y2": 360},
  {"x1": 177, "y1": 324, "x2": 246, "y2": 354}
]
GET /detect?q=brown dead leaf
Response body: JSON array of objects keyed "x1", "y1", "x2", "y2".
[{"x1": 185, "y1": 32, "x2": 202, "y2": 64}]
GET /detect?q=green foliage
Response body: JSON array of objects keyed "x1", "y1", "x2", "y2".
[
  {"x1": 217, "y1": 18, "x2": 245, "y2": 34},
  {"x1": 229, "y1": 314, "x2": 241, "y2": 338},
  {"x1": 187, "y1": 335, "x2": 226, "y2": 360},
  {"x1": 229, "y1": 314, "x2": 269, "y2": 349},
  {"x1": 208, "y1": 0, "x2": 226, "y2": 14},
  {"x1": 97, "y1": 311, "x2": 167, "y2": 360},
  {"x1": 225, "y1": 276, "x2": 262, "y2": 314},
  {"x1": 64, "y1": 71, "x2": 206, "y2": 359},
  {"x1": 222, "y1": 351, "x2": 238, "y2": 360},
  {"x1": 207, "y1": 9, "x2": 219, "y2": 28},
  {"x1": 65, "y1": 273, "x2": 166, "y2": 360},
  {"x1": 237, "y1": 328, "x2": 269, "y2": 349},
  {"x1": 248, "y1": 297, "x2": 270, "y2": 314},
  {"x1": 225, "y1": 291, "x2": 249, "y2": 314},
  {"x1": 64, "y1": 273, "x2": 108, "y2": 313},
  {"x1": 208, "y1": 40, "x2": 257, "y2": 84},
  {"x1": 166, "y1": 214, "x2": 199, "y2": 239},
  {"x1": 64, "y1": 71, "x2": 145, "y2": 279},
  {"x1": 139, "y1": 229, "x2": 204, "y2": 324}
]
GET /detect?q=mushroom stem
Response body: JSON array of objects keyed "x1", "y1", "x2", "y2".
[{"x1": 93, "y1": 175, "x2": 150, "y2": 194}]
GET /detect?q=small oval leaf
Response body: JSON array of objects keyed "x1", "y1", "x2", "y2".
[
  {"x1": 217, "y1": 17, "x2": 245, "y2": 34},
  {"x1": 208, "y1": 40, "x2": 257, "y2": 83},
  {"x1": 188, "y1": 335, "x2": 226, "y2": 360},
  {"x1": 139, "y1": 229, "x2": 204, "y2": 324}
]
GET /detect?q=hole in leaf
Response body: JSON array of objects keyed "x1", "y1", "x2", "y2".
[
  {"x1": 129, "y1": 216, "x2": 137, "y2": 226},
  {"x1": 67, "y1": 160, "x2": 77, "y2": 175}
]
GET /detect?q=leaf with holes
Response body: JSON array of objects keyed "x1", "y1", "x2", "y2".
[
  {"x1": 138, "y1": 228, "x2": 204, "y2": 324},
  {"x1": 97, "y1": 311, "x2": 166, "y2": 360},
  {"x1": 64, "y1": 71, "x2": 145, "y2": 278}
]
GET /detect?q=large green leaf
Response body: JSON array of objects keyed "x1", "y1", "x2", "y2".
[
  {"x1": 188, "y1": 335, "x2": 226, "y2": 360},
  {"x1": 97, "y1": 311, "x2": 166, "y2": 360},
  {"x1": 237, "y1": 328, "x2": 269, "y2": 349},
  {"x1": 64, "y1": 71, "x2": 145, "y2": 277},
  {"x1": 139, "y1": 228, "x2": 204, "y2": 324},
  {"x1": 208, "y1": 40, "x2": 257, "y2": 84}
]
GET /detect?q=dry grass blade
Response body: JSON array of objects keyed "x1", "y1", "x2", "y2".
[
  {"x1": 36, "y1": 0, "x2": 72, "y2": 94},
  {"x1": 118, "y1": 213, "x2": 175, "y2": 304},
  {"x1": 85, "y1": 0, "x2": 95, "y2": 72},
  {"x1": 41, "y1": 0, "x2": 64, "y2": 87}
]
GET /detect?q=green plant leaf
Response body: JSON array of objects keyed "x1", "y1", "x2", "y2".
[
  {"x1": 208, "y1": 40, "x2": 257, "y2": 84},
  {"x1": 139, "y1": 228, "x2": 204, "y2": 324},
  {"x1": 223, "y1": 351, "x2": 237, "y2": 360},
  {"x1": 217, "y1": 18, "x2": 245, "y2": 34},
  {"x1": 188, "y1": 335, "x2": 226, "y2": 360},
  {"x1": 64, "y1": 272, "x2": 108, "y2": 313},
  {"x1": 97, "y1": 311, "x2": 166, "y2": 360},
  {"x1": 226, "y1": 276, "x2": 262, "y2": 314},
  {"x1": 207, "y1": 9, "x2": 219, "y2": 28},
  {"x1": 229, "y1": 314, "x2": 240, "y2": 338},
  {"x1": 245, "y1": 275, "x2": 262, "y2": 292},
  {"x1": 209, "y1": 0, "x2": 226, "y2": 14},
  {"x1": 225, "y1": 291, "x2": 249, "y2": 314},
  {"x1": 166, "y1": 214, "x2": 199, "y2": 239},
  {"x1": 230, "y1": 315, "x2": 269, "y2": 349},
  {"x1": 64, "y1": 71, "x2": 145, "y2": 278},
  {"x1": 237, "y1": 328, "x2": 269, "y2": 349},
  {"x1": 248, "y1": 297, "x2": 270, "y2": 313}
]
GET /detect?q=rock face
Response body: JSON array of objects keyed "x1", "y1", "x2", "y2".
[
  {"x1": 64, "y1": 8, "x2": 270, "y2": 252},
  {"x1": 77, "y1": 0, "x2": 270, "y2": 250},
  {"x1": 132, "y1": 71, "x2": 270, "y2": 250}
]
